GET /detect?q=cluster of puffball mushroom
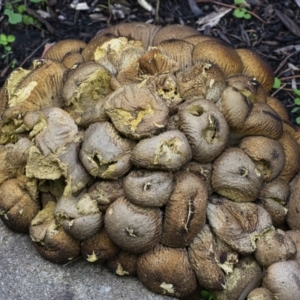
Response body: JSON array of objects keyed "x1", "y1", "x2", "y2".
[{"x1": 1, "y1": 22, "x2": 300, "y2": 300}]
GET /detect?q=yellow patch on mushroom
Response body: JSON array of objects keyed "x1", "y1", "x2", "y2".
[
  {"x1": 9, "y1": 81, "x2": 38, "y2": 107},
  {"x1": 160, "y1": 282, "x2": 175, "y2": 294},
  {"x1": 113, "y1": 102, "x2": 154, "y2": 132},
  {"x1": 93, "y1": 37, "x2": 129, "y2": 61},
  {"x1": 86, "y1": 251, "x2": 99, "y2": 262},
  {"x1": 116, "y1": 263, "x2": 129, "y2": 276}
]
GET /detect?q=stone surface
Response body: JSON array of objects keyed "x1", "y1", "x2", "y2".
[{"x1": 0, "y1": 221, "x2": 178, "y2": 300}]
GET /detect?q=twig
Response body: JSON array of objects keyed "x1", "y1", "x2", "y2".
[
  {"x1": 281, "y1": 75, "x2": 300, "y2": 81},
  {"x1": 271, "y1": 83, "x2": 287, "y2": 97},
  {"x1": 273, "y1": 50, "x2": 300, "y2": 75},
  {"x1": 19, "y1": 38, "x2": 50, "y2": 68},
  {"x1": 196, "y1": 0, "x2": 268, "y2": 24}
]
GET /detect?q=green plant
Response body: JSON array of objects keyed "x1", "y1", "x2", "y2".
[
  {"x1": 272, "y1": 77, "x2": 300, "y2": 124},
  {"x1": 233, "y1": 0, "x2": 251, "y2": 19},
  {"x1": 273, "y1": 77, "x2": 282, "y2": 89},
  {"x1": 4, "y1": 0, "x2": 43, "y2": 26},
  {"x1": 0, "y1": 33, "x2": 16, "y2": 64},
  {"x1": 291, "y1": 88, "x2": 300, "y2": 124},
  {"x1": 200, "y1": 289, "x2": 215, "y2": 300}
]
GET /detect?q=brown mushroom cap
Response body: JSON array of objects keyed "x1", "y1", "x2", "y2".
[
  {"x1": 156, "y1": 39, "x2": 194, "y2": 72},
  {"x1": 286, "y1": 230, "x2": 300, "y2": 265},
  {"x1": 137, "y1": 244, "x2": 197, "y2": 297},
  {"x1": 247, "y1": 287, "x2": 273, "y2": 300},
  {"x1": 96, "y1": 22, "x2": 161, "y2": 49},
  {"x1": 123, "y1": 169, "x2": 174, "y2": 207},
  {"x1": 226, "y1": 74, "x2": 267, "y2": 103},
  {"x1": 255, "y1": 229, "x2": 296, "y2": 268},
  {"x1": 54, "y1": 193, "x2": 103, "y2": 240},
  {"x1": 153, "y1": 24, "x2": 199, "y2": 45},
  {"x1": 81, "y1": 227, "x2": 120, "y2": 263},
  {"x1": 263, "y1": 260, "x2": 300, "y2": 299},
  {"x1": 212, "y1": 147, "x2": 263, "y2": 202},
  {"x1": 266, "y1": 96, "x2": 289, "y2": 120},
  {"x1": 176, "y1": 62, "x2": 226, "y2": 102},
  {"x1": 183, "y1": 34, "x2": 218, "y2": 45},
  {"x1": 30, "y1": 201, "x2": 81, "y2": 264},
  {"x1": 258, "y1": 178, "x2": 289, "y2": 227},
  {"x1": 106, "y1": 250, "x2": 139, "y2": 276},
  {"x1": 192, "y1": 39, "x2": 243, "y2": 78},
  {"x1": 44, "y1": 39, "x2": 87, "y2": 62},
  {"x1": 162, "y1": 171, "x2": 208, "y2": 247},
  {"x1": 278, "y1": 131, "x2": 300, "y2": 183},
  {"x1": 88, "y1": 179, "x2": 124, "y2": 206},
  {"x1": 287, "y1": 173, "x2": 300, "y2": 230},
  {"x1": 207, "y1": 195, "x2": 273, "y2": 255},
  {"x1": 104, "y1": 84, "x2": 169, "y2": 140},
  {"x1": 0, "y1": 176, "x2": 39, "y2": 233},
  {"x1": 236, "y1": 48, "x2": 274, "y2": 91},
  {"x1": 61, "y1": 61, "x2": 112, "y2": 120},
  {"x1": 79, "y1": 122, "x2": 135, "y2": 178},
  {"x1": 239, "y1": 136, "x2": 285, "y2": 182},
  {"x1": 188, "y1": 225, "x2": 228, "y2": 290},
  {"x1": 212, "y1": 256, "x2": 263, "y2": 300},
  {"x1": 130, "y1": 130, "x2": 192, "y2": 171},
  {"x1": 61, "y1": 52, "x2": 84, "y2": 68},
  {"x1": 104, "y1": 197, "x2": 162, "y2": 254},
  {"x1": 178, "y1": 98, "x2": 230, "y2": 163},
  {"x1": 2, "y1": 59, "x2": 66, "y2": 122}
]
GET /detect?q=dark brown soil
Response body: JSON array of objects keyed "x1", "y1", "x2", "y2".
[{"x1": 1, "y1": 0, "x2": 300, "y2": 123}]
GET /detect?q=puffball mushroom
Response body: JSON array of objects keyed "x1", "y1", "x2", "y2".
[{"x1": 0, "y1": 21, "x2": 299, "y2": 299}]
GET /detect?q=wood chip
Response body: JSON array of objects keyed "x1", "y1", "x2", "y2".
[{"x1": 275, "y1": 9, "x2": 300, "y2": 38}]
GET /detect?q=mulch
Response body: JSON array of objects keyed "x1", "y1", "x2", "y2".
[{"x1": 1, "y1": 0, "x2": 300, "y2": 123}]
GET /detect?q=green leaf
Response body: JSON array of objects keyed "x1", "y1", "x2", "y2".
[
  {"x1": 0, "y1": 34, "x2": 7, "y2": 42},
  {"x1": 291, "y1": 107, "x2": 300, "y2": 113},
  {"x1": 17, "y1": 4, "x2": 27, "y2": 13},
  {"x1": 294, "y1": 98, "x2": 300, "y2": 106},
  {"x1": 7, "y1": 35, "x2": 16, "y2": 43},
  {"x1": 23, "y1": 15, "x2": 34, "y2": 25},
  {"x1": 234, "y1": 0, "x2": 245, "y2": 4},
  {"x1": 5, "y1": 46, "x2": 12, "y2": 51},
  {"x1": 233, "y1": 8, "x2": 246, "y2": 18},
  {"x1": 273, "y1": 77, "x2": 281, "y2": 89},
  {"x1": 296, "y1": 116, "x2": 300, "y2": 124},
  {"x1": 4, "y1": 9, "x2": 22, "y2": 24},
  {"x1": 243, "y1": 12, "x2": 252, "y2": 19},
  {"x1": 30, "y1": 0, "x2": 43, "y2": 3},
  {"x1": 293, "y1": 89, "x2": 300, "y2": 97}
]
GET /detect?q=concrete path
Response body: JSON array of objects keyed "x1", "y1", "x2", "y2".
[{"x1": 0, "y1": 221, "x2": 177, "y2": 300}]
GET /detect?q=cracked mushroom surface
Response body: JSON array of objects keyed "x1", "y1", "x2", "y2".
[{"x1": 0, "y1": 22, "x2": 299, "y2": 299}]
